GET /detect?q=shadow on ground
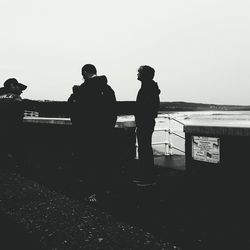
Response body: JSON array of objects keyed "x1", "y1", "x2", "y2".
[{"x1": 11, "y1": 155, "x2": 250, "y2": 250}]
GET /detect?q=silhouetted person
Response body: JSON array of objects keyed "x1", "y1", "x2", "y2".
[
  {"x1": 0, "y1": 78, "x2": 27, "y2": 169},
  {"x1": 70, "y1": 64, "x2": 117, "y2": 202},
  {"x1": 135, "y1": 65, "x2": 161, "y2": 184},
  {"x1": 68, "y1": 85, "x2": 80, "y2": 126}
]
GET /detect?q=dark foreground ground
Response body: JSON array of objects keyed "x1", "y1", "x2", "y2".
[
  {"x1": 0, "y1": 167, "x2": 179, "y2": 250},
  {"x1": 1, "y1": 156, "x2": 250, "y2": 249}
]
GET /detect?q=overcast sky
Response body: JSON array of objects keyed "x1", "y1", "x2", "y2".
[{"x1": 0, "y1": 0, "x2": 250, "y2": 104}]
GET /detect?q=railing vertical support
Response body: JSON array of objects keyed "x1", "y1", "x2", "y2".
[
  {"x1": 165, "y1": 129, "x2": 169, "y2": 155},
  {"x1": 152, "y1": 114, "x2": 185, "y2": 155},
  {"x1": 168, "y1": 115, "x2": 173, "y2": 155},
  {"x1": 135, "y1": 113, "x2": 185, "y2": 158},
  {"x1": 135, "y1": 133, "x2": 139, "y2": 159}
]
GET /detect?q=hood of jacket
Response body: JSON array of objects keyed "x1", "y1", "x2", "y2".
[{"x1": 84, "y1": 75, "x2": 108, "y2": 90}]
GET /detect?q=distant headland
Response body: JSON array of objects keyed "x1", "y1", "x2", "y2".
[
  {"x1": 23, "y1": 99, "x2": 250, "y2": 118},
  {"x1": 159, "y1": 101, "x2": 250, "y2": 112}
]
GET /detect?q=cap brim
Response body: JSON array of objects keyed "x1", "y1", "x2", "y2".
[{"x1": 17, "y1": 83, "x2": 27, "y2": 90}]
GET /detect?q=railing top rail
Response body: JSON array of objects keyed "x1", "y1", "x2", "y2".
[
  {"x1": 154, "y1": 128, "x2": 170, "y2": 132},
  {"x1": 170, "y1": 117, "x2": 185, "y2": 126},
  {"x1": 157, "y1": 114, "x2": 185, "y2": 126}
]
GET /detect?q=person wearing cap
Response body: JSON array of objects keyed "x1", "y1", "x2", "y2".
[
  {"x1": 0, "y1": 78, "x2": 27, "y2": 169},
  {"x1": 0, "y1": 78, "x2": 27, "y2": 100}
]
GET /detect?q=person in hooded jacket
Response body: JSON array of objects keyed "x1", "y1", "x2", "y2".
[
  {"x1": 71, "y1": 64, "x2": 117, "y2": 202},
  {"x1": 135, "y1": 65, "x2": 161, "y2": 184},
  {"x1": 67, "y1": 85, "x2": 80, "y2": 127}
]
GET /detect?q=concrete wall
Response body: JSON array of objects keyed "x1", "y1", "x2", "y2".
[
  {"x1": 184, "y1": 124, "x2": 250, "y2": 210},
  {"x1": 20, "y1": 118, "x2": 136, "y2": 186}
]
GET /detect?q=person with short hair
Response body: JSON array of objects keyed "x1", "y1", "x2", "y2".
[
  {"x1": 135, "y1": 65, "x2": 161, "y2": 184},
  {"x1": 70, "y1": 64, "x2": 117, "y2": 202}
]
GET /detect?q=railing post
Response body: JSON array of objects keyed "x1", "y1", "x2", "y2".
[
  {"x1": 168, "y1": 115, "x2": 173, "y2": 155},
  {"x1": 135, "y1": 132, "x2": 139, "y2": 159},
  {"x1": 165, "y1": 129, "x2": 169, "y2": 155}
]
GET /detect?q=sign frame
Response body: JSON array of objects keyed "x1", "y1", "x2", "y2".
[{"x1": 192, "y1": 136, "x2": 220, "y2": 164}]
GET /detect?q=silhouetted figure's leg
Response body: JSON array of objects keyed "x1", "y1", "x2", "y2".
[{"x1": 137, "y1": 126, "x2": 155, "y2": 180}]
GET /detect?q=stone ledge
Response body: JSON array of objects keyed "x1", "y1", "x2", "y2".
[{"x1": 23, "y1": 117, "x2": 136, "y2": 128}]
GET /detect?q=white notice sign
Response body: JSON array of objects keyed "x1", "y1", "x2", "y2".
[{"x1": 192, "y1": 136, "x2": 220, "y2": 164}]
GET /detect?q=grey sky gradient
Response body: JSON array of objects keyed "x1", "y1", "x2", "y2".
[{"x1": 1, "y1": 0, "x2": 250, "y2": 104}]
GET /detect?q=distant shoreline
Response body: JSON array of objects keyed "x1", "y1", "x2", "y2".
[
  {"x1": 22, "y1": 99, "x2": 250, "y2": 118},
  {"x1": 159, "y1": 101, "x2": 250, "y2": 112}
]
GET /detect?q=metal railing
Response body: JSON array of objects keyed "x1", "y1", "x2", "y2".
[
  {"x1": 24, "y1": 110, "x2": 39, "y2": 117},
  {"x1": 136, "y1": 114, "x2": 185, "y2": 158}
]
